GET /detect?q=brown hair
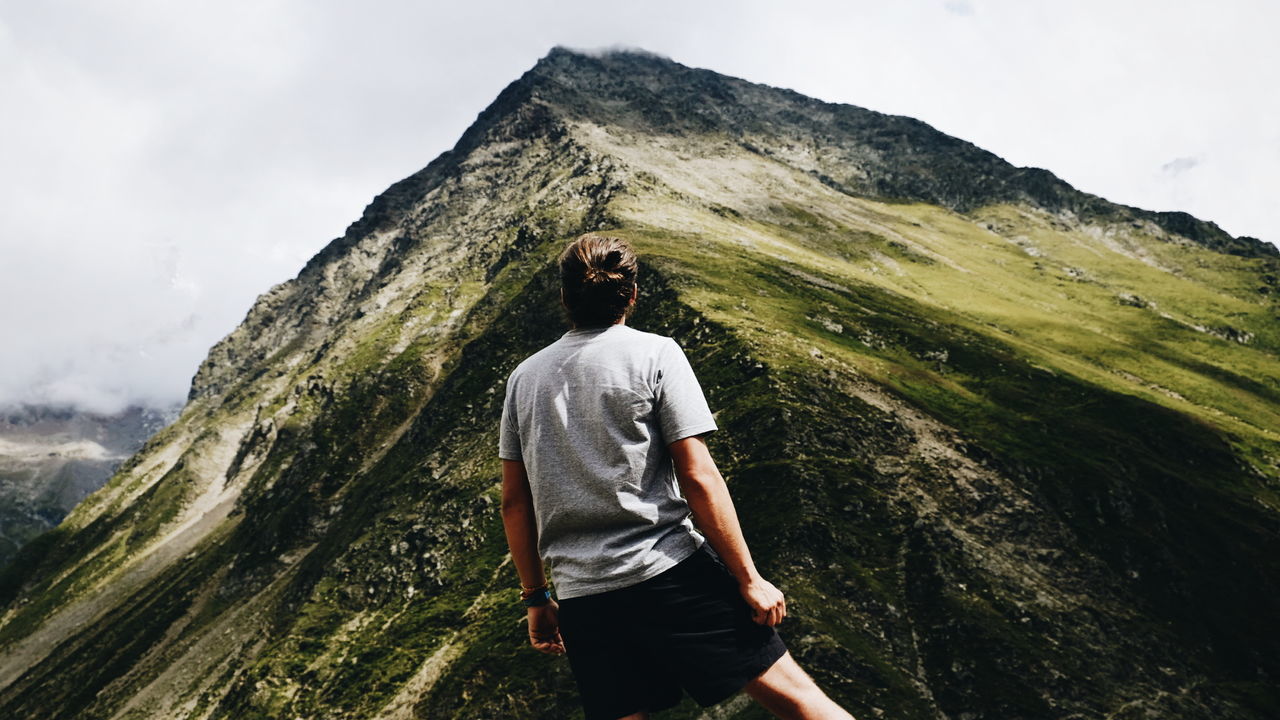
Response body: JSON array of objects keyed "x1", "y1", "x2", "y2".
[{"x1": 558, "y1": 232, "x2": 639, "y2": 328}]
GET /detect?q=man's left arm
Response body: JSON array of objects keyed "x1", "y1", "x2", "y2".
[{"x1": 500, "y1": 459, "x2": 564, "y2": 655}]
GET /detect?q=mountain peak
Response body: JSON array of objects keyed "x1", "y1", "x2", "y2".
[{"x1": 514, "y1": 45, "x2": 1271, "y2": 258}]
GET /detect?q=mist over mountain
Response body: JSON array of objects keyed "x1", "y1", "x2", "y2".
[
  {"x1": 0, "y1": 402, "x2": 181, "y2": 569},
  {"x1": 1, "y1": 47, "x2": 1276, "y2": 719}
]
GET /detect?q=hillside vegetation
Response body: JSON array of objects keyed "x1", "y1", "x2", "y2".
[{"x1": 1, "y1": 47, "x2": 1276, "y2": 720}]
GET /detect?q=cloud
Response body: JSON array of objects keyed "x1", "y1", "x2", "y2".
[
  {"x1": 1161, "y1": 156, "x2": 1201, "y2": 175},
  {"x1": 559, "y1": 43, "x2": 673, "y2": 60}
]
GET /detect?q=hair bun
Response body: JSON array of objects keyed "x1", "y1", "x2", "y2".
[
  {"x1": 557, "y1": 232, "x2": 640, "y2": 326},
  {"x1": 584, "y1": 265, "x2": 622, "y2": 284}
]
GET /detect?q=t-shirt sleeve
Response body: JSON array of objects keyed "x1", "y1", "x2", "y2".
[
  {"x1": 498, "y1": 374, "x2": 523, "y2": 461},
  {"x1": 655, "y1": 338, "x2": 718, "y2": 444}
]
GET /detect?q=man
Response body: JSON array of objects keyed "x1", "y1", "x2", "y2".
[{"x1": 500, "y1": 232, "x2": 855, "y2": 719}]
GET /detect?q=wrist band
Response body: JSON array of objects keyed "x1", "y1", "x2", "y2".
[{"x1": 521, "y1": 587, "x2": 552, "y2": 607}]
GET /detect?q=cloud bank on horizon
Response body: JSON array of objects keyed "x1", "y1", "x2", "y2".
[{"x1": 1, "y1": 0, "x2": 1275, "y2": 415}]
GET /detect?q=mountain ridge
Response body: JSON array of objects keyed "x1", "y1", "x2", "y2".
[{"x1": 522, "y1": 47, "x2": 1273, "y2": 257}]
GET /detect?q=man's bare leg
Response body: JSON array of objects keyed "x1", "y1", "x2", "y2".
[
  {"x1": 616, "y1": 711, "x2": 648, "y2": 720},
  {"x1": 742, "y1": 650, "x2": 856, "y2": 719}
]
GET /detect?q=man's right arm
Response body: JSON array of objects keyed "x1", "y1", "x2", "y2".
[{"x1": 669, "y1": 435, "x2": 787, "y2": 627}]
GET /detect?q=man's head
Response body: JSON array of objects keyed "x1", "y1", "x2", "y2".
[{"x1": 558, "y1": 232, "x2": 639, "y2": 328}]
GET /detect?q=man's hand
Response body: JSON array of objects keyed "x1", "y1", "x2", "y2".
[
  {"x1": 527, "y1": 600, "x2": 566, "y2": 655},
  {"x1": 739, "y1": 576, "x2": 787, "y2": 627}
]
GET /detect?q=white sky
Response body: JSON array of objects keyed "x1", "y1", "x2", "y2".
[{"x1": 1, "y1": 0, "x2": 1276, "y2": 415}]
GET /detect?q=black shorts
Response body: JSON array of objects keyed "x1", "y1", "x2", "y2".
[{"x1": 556, "y1": 542, "x2": 788, "y2": 719}]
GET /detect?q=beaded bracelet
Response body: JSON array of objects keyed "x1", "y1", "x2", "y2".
[
  {"x1": 520, "y1": 579, "x2": 549, "y2": 593},
  {"x1": 520, "y1": 578, "x2": 551, "y2": 605}
]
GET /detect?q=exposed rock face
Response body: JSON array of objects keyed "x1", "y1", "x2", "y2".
[
  {"x1": 1, "y1": 47, "x2": 1277, "y2": 720},
  {"x1": 0, "y1": 403, "x2": 180, "y2": 568}
]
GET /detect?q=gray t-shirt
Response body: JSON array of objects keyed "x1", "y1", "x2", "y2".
[{"x1": 498, "y1": 323, "x2": 718, "y2": 599}]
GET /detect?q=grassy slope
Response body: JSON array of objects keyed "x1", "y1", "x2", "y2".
[
  {"x1": 3, "y1": 169, "x2": 1277, "y2": 719},
  {"x1": 1, "y1": 75, "x2": 1277, "y2": 720}
]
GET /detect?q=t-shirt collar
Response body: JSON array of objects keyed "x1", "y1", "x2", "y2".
[{"x1": 564, "y1": 324, "x2": 627, "y2": 337}]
